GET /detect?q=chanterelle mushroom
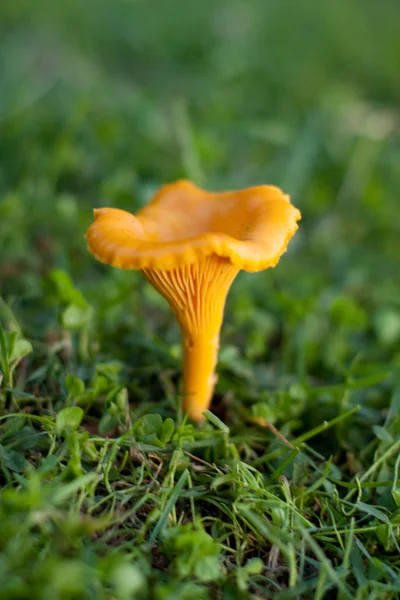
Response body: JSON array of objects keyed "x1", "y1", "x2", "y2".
[{"x1": 86, "y1": 180, "x2": 301, "y2": 422}]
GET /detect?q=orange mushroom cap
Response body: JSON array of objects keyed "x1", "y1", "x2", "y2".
[
  {"x1": 86, "y1": 180, "x2": 300, "y2": 273},
  {"x1": 86, "y1": 180, "x2": 301, "y2": 422}
]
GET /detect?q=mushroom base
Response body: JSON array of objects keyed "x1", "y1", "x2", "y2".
[{"x1": 182, "y1": 332, "x2": 220, "y2": 421}]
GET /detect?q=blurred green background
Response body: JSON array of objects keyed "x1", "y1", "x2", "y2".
[
  {"x1": 1, "y1": 1, "x2": 400, "y2": 598},
  {"x1": 1, "y1": 0, "x2": 399, "y2": 396}
]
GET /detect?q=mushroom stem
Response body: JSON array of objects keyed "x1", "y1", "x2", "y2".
[
  {"x1": 182, "y1": 332, "x2": 220, "y2": 422},
  {"x1": 143, "y1": 256, "x2": 238, "y2": 422}
]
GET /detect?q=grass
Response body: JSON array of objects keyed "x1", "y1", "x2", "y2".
[{"x1": 1, "y1": 0, "x2": 400, "y2": 598}]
